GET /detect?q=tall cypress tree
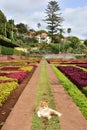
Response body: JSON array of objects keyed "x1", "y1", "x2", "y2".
[
  {"x1": 44, "y1": 1, "x2": 63, "y2": 42},
  {"x1": 0, "y1": 10, "x2": 7, "y2": 36}
]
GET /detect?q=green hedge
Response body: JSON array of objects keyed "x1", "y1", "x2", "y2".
[
  {"x1": 1, "y1": 45, "x2": 14, "y2": 55},
  {"x1": 82, "y1": 87, "x2": 87, "y2": 96}
]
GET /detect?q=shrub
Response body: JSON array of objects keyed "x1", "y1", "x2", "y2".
[
  {"x1": 0, "y1": 82, "x2": 18, "y2": 106},
  {"x1": 82, "y1": 87, "x2": 87, "y2": 96},
  {"x1": 57, "y1": 65, "x2": 87, "y2": 89},
  {"x1": 20, "y1": 66, "x2": 34, "y2": 72},
  {"x1": 0, "y1": 76, "x2": 17, "y2": 83},
  {"x1": 1, "y1": 46, "x2": 14, "y2": 55},
  {"x1": 7, "y1": 71, "x2": 29, "y2": 83}
]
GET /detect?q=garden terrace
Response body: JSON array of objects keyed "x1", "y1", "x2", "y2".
[{"x1": 0, "y1": 62, "x2": 37, "y2": 109}]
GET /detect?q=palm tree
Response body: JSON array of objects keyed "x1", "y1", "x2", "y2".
[
  {"x1": 67, "y1": 28, "x2": 71, "y2": 36},
  {"x1": 37, "y1": 23, "x2": 41, "y2": 29}
]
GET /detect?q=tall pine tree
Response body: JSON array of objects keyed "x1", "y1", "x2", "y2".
[{"x1": 44, "y1": 1, "x2": 63, "y2": 42}]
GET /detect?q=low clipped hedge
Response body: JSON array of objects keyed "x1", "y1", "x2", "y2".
[
  {"x1": 1, "y1": 46, "x2": 14, "y2": 55},
  {"x1": 20, "y1": 66, "x2": 34, "y2": 72},
  {"x1": 7, "y1": 71, "x2": 29, "y2": 83},
  {"x1": 52, "y1": 66, "x2": 87, "y2": 119},
  {"x1": 0, "y1": 76, "x2": 17, "y2": 83},
  {"x1": 82, "y1": 87, "x2": 87, "y2": 96}
]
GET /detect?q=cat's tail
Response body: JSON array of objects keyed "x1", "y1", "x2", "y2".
[{"x1": 50, "y1": 108, "x2": 62, "y2": 117}]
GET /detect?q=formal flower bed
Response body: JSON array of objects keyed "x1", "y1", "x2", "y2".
[
  {"x1": 57, "y1": 65, "x2": 87, "y2": 89},
  {"x1": 0, "y1": 60, "x2": 27, "y2": 66},
  {"x1": 20, "y1": 66, "x2": 34, "y2": 72},
  {"x1": 7, "y1": 71, "x2": 29, "y2": 83},
  {"x1": 0, "y1": 82, "x2": 18, "y2": 107},
  {"x1": 1, "y1": 66, "x2": 20, "y2": 71},
  {"x1": 0, "y1": 72, "x2": 9, "y2": 76},
  {"x1": 0, "y1": 76, "x2": 17, "y2": 83},
  {"x1": 47, "y1": 58, "x2": 87, "y2": 64},
  {"x1": 76, "y1": 63, "x2": 87, "y2": 69},
  {"x1": 26, "y1": 58, "x2": 41, "y2": 64},
  {"x1": 0, "y1": 58, "x2": 38, "y2": 108}
]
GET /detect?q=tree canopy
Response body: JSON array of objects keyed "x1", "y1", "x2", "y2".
[{"x1": 44, "y1": 0, "x2": 63, "y2": 42}]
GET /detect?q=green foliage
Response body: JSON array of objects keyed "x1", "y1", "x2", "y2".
[
  {"x1": 1, "y1": 46, "x2": 14, "y2": 55},
  {"x1": 66, "y1": 36, "x2": 81, "y2": 49},
  {"x1": 52, "y1": 66, "x2": 87, "y2": 119},
  {"x1": 16, "y1": 23, "x2": 28, "y2": 34},
  {"x1": 49, "y1": 43, "x2": 59, "y2": 53},
  {"x1": 84, "y1": 40, "x2": 87, "y2": 46},
  {"x1": 21, "y1": 51, "x2": 26, "y2": 56},
  {"x1": 44, "y1": 0, "x2": 63, "y2": 42},
  {"x1": 67, "y1": 28, "x2": 71, "y2": 35},
  {"x1": 14, "y1": 48, "x2": 21, "y2": 56},
  {"x1": 0, "y1": 10, "x2": 7, "y2": 36},
  {"x1": 73, "y1": 43, "x2": 86, "y2": 54},
  {"x1": 82, "y1": 87, "x2": 87, "y2": 96}
]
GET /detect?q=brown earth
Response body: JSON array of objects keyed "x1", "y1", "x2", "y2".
[{"x1": 0, "y1": 60, "x2": 87, "y2": 130}]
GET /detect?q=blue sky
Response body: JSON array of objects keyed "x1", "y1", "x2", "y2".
[
  {"x1": 0, "y1": 0, "x2": 87, "y2": 39},
  {"x1": 59, "y1": 0, "x2": 87, "y2": 9}
]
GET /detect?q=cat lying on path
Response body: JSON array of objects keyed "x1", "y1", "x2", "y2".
[{"x1": 36, "y1": 101, "x2": 62, "y2": 120}]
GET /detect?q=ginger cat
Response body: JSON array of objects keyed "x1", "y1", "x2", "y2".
[{"x1": 36, "y1": 101, "x2": 62, "y2": 120}]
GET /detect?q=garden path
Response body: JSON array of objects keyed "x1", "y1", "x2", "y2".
[{"x1": 1, "y1": 59, "x2": 87, "y2": 130}]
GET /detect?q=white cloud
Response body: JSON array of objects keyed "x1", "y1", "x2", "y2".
[
  {"x1": 0, "y1": 0, "x2": 87, "y2": 39},
  {"x1": 0, "y1": 0, "x2": 48, "y2": 29},
  {"x1": 62, "y1": 6, "x2": 87, "y2": 39}
]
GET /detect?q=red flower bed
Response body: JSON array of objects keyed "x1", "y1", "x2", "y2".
[
  {"x1": 0, "y1": 72, "x2": 8, "y2": 76},
  {"x1": 76, "y1": 63, "x2": 87, "y2": 69},
  {"x1": 7, "y1": 71, "x2": 29, "y2": 83},
  {"x1": 57, "y1": 66, "x2": 87, "y2": 89}
]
